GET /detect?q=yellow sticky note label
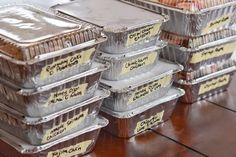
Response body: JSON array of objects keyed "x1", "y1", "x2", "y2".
[
  {"x1": 47, "y1": 140, "x2": 92, "y2": 157},
  {"x1": 190, "y1": 42, "x2": 236, "y2": 64},
  {"x1": 121, "y1": 52, "x2": 157, "y2": 74},
  {"x1": 41, "y1": 47, "x2": 95, "y2": 80},
  {"x1": 203, "y1": 14, "x2": 232, "y2": 33},
  {"x1": 128, "y1": 75, "x2": 172, "y2": 104},
  {"x1": 42, "y1": 109, "x2": 89, "y2": 143},
  {"x1": 134, "y1": 110, "x2": 164, "y2": 134},
  {"x1": 198, "y1": 75, "x2": 230, "y2": 95},
  {"x1": 126, "y1": 23, "x2": 161, "y2": 47},
  {"x1": 47, "y1": 83, "x2": 88, "y2": 106}
]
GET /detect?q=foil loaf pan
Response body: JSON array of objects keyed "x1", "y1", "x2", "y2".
[
  {"x1": 0, "y1": 5, "x2": 106, "y2": 88},
  {"x1": 100, "y1": 87, "x2": 185, "y2": 138},
  {"x1": 0, "y1": 116, "x2": 108, "y2": 157},
  {"x1": 121, "y1": 0, "x2": 236, "y2": 36},
  {"x1": 160, "y1": 33, "x2": 236, "y2": 72},
  {"x1": 0, "y1": 62, "x2": 108, "y2": 117},
  {"x1": 51, "y1": 0, "x2": 167, "y2": 54},
  {"x1": 97, "y1": 41, "x2": 166, "y2": 81},
  {"x1": 0, "y1": 89, "x2": 109, "y2": 145},
  {"x1": 100, "y1": 60, "x2": 183, "y2": 112},
  {"x1": 175, "y1": 65, "x2": 236, "y2": 103}
]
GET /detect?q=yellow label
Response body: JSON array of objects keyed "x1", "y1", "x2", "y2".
[
  {"x1": 198, "y1": 75, "x2": 230, "y2": 95},
  {"x1": 126, "y1": 23, "x2": 161, "y2": 47},
  {"x1": 47, "y1": 140, "x2": 92, "y2": 157},
  {"x1": 190, "y1": 42, "x2": 236, "y2": 64},
  {"x1": 203, "y1": 14, "x2": 232, "y2": 33},
  {"x1": 41, "y1": 47, "x2": 95, "y2": 80},
  {"x1": 134, "y1": 110, "x2": 164, "y2": 134},
  {"x1": 121, "y1": 52, "x2": 157, "y2": 74},
  {"x1": 42, "y1": 109, "x2": 89, "y2": 143},
  {"x1": 128, "y1": 75, "x2": 172, "y2": 104},
  {"x1": 46, "y1": 83, "x2": 88, "y2": 106}
]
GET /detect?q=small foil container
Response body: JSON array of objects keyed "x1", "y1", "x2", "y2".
[
  {"x1": 175, "y1": 65, "x2": 236, "y2": 103},
  {"x1": 121, "y1": 0, "x2": 236, "y2": 36},
  {"x1": 0, "y1": 5, "x2": 106, "y2": 88},
  {"x1": 97, "y1": 41, "x2": 166, "y2": 81},
  {"x1": 0, "y1": 89, "x2": 109, "y2": 145},
  {"x1": 100, "y1": 60, "x2": 183, "y2": 112},
  {"x1": 0, "y1": 116, "x2": 108, "y2": 157},
  {"x1": 0, "y1": 62, "x2": 108, "y2": 117},
  {"x1": 100, "y1": 87, "x2": 185, "y2": 138},
  {"x1": 160, "y1": 34, "x2": 236, "y2": 72},
  {"x1": 177, "y1": 59, "x2": 236, "y2": 81},
  {"x1": 51, "y1": 0, "x2": 167, "y2": 54}
]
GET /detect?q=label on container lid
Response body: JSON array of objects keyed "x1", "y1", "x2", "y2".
[
  {"x1": 40, "y1": 47, "x2": 95, "y2": 80},
  {"x1": 126, "y1": 23, "x2": 161, "y2": 47},
  {"x1": 121, "y1": 52, "x2": 157, "y2": 75},
  {"x1": 42, "y1": 108, "x2": 89, "y2": 143},
  {"x1": 47, "y1": 140, "x2": 92, "y2": 157},
  {"x1": 46, "y1": 83, "x2": 88, "y2": 106},
  {"x1": 128, "y1": 75, "x2": 172, "y2": 105},
  {"x1": 203, "y1": 14, "x2": 232, "y2": 34},
  {"x1": 198, "y1": 74, "x2": 230, "y2": 95},
  {"x1": 190, "y1": 42, "x2": 236, "y2": 64},
  {"x1": 134, "y1": 110, "x2": 164, "y2": 134}
]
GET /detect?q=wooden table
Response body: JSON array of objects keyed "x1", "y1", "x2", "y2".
[{"x1": 1, "y1": 76, "x2": 236, "y2": 157}]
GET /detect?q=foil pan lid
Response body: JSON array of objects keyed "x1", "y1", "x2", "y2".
[
  {"x1": 177, "y1": 65, "x2": 236, "y2": 85},
  {"x1": 100, "y1": 60, "x2": 183, "y2": 93},
  {"x1": 101, "y1": 87, "x2": 185, "y2": 118},
  {"x1": 0, "y1": 88, "x2": 110, "y2": 125},
  {"x1": 97, "y1": 41, "x2": 166, "y2": 60},
  {"x1": 0, "y1": 5, "x2": 85, "y2": 45},
  {"x1": 0, "y1": 116, "x2": 108, "y2": 154},
  {"x1": 52, "y1": 0, "x2": 166, "y2": 32},
  {"x1": 0, "y1": 62, "x2": 109, "y2": 95}
]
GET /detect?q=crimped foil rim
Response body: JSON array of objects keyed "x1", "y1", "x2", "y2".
[{"x1": 101, "y1": 87, "x2": 185, "y2": 118}]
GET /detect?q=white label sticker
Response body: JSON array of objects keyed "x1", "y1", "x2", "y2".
[
  {"x1": 42, "y1": 109, "x2": 89, "y2": 143},
  {"x1": 47, "y1": 140, "x2": 92, "y2": 157},
  {"x1": 41, "y1": 47, "x2": 95, "y2": 80},
  {"x1": 134, "y1": 110, "x2": 164, "y2": 134}
]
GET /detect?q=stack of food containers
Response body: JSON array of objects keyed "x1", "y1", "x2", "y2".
[
  {"x1": 122, "y1": 0, "x2": 236, "y2": 103},
  {"x1": 0, "y1": 4, "x2": 110, "y2": 157},
  {"x1": 52, "y1": 0, "x2": 185, "y2": 138}
]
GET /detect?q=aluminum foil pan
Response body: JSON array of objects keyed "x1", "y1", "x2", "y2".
[
  {"x1": 101, "y1": 87, "x2": 185, "y2": 138},
  {"x1": 177, "y1": 59, "x2": 236, "y2": 81},
  {"x1": 121, "y1": 0, "x2": 236, "y2": 36},
  {"x1": 175, "y1": 65, "x2": 236, "y2": 103},
  {"x1": 0, "y1": 116, "x2": 108, "y2": 157},
  {"x1": 97, "y1": 41, "x2": 166, "y2": 81},
  {"x1": 0, "y1": 89, "x2": 109, "y2": 145},
  {"x1": 161, "y1": 35, "x2": 236, "y2": 72},
  {"x1": 51, "y1": 0, "x2": 168, "y2": 54},
  {"x1": 100, "y1": 60, "x2": 183, "y2": 112},
  {"x1": 0, "y1": 62, "x2": 108, "y2": 117}
]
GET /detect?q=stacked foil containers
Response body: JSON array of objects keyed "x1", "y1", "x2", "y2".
[
  {"x1": 122, "y1": 0, "x2": 236, "y2": 103},
  {"x1": 52, "y1": 0, "x2": 185, "y2": 138},
  {"x1": 0, "y1": 5, "x2": 110, "y2": 157}
]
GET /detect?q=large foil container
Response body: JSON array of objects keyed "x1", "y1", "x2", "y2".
[
  {"x1": 121, "y1": 0, "x2": 236, "y2": 36},
  {"x1": 51, "y1": 0, "x2": 167, "y2": 54},
  {"x1": 0, "y1": 89, "x2": 109, "y2": 145},
  {"x1": 97, "y1": 42, "x2": 166, "y2": 81},
  {"x1": 0, "y1": 5, "x2": 106, "y2": 88},
  {"x1": 0, "y1": 116, "x2": 108, "y2": 157},
  {"x1": 101, "y1": 87, "x2": 185, "y2": 138},
  {"x1": 175, "y1": 65, "x2": 236, "y2": 103},
  {"x1": 160, "y1": 31, "x2": 236, "y2": 71},
  {"x1": 100, "y1": 61, "x2": 183, "y2": 112},
  {"x1": 0, "y1": 63, "x2": 108, "y2": 117},
  {"x1": 177, "y1": 59, "x2": 236, "y2": 81}
]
